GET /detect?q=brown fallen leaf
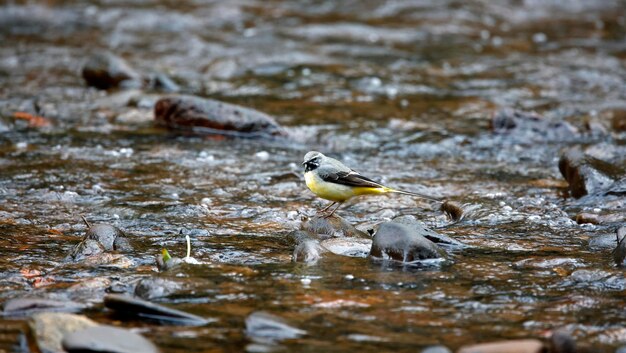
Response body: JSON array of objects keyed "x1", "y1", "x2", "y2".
[{"x1": 13, "y1": 111, "x2": 51, "y2": 127}]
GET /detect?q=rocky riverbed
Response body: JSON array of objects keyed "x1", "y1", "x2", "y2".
[{"x1": 1, "y1": 1, "x2": 625, "y2": 352}]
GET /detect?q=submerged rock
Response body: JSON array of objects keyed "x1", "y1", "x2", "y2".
[
  {"x1": 302, "y1": 214, "x2": 369, "y2": 239},
  {"x1": 457, "y1": 339, "x2": 545, "y2": 353},
  {"x1": 369, "y1": 222, "x2": 446, "y2": 262},
  {"x1": 154, "y1": 95, "x2": 287, "y2": 137},
  {"x1": 82, "y1": 53, "x2": 141, "y2": 90},
  {"x1": 491, "y1": 108, "x2": 578, "y2": 142},
  {"x1": 245, "y1": 311, "x2": 306, "y2": 343},
  {"x1": 29, "y1": 313, "x2": 98, "y2": 353},
  {"x1": 62, "y1": 325, "x2": 160, "y2": 353},
  {"x1": 391, "y1": 215, "x2": 466, "y2": 248},
  {"x1": 104, "y1": 294, "x2": 209, "y2": 326}
]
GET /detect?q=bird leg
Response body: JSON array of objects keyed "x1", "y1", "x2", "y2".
[
  {"x1": 317, "y1": 202, "x2": 336, "y2": 215},
  {"x1": 323, "y1": 202, "x2": 343, "y2": 218}
]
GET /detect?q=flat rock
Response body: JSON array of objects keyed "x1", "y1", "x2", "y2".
[
  {"x1": 82, "y1": 52, "x2": 141, "y2": 90},
  {"x1": 302, "y1": 214, "x2": 369, "y2": 239},
  {"x1": 245, "y1": 311, "x2": 306, "y2": 343},
  {"x1": 391, "y1": 215, "x2": 466, "y2": 248},
  {"x1": 62, "y1": 325, "x2": 159, "y2": 353},
  {"x1": 154, "y1": 95, "x2": 287, "y2": 137},
  {"x1": 104, "y1": 294, "x2": 208, "y2": 326},
  {"x1": 369, "y1": 222, "x2": 446, "y2": 263},
  {"x1": 29, "y1": 313, "x2": 98, "y2": 353},
  {"x1": 2, "y1": 298, "x2": 84, "y2": 316},
  {"x1": 457, "y1": 339, "x2": 545, "y2": 353}
]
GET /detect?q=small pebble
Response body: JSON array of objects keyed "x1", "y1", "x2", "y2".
[{"x1": 300, "y1": 278, "x2": 311, "y2": 285}]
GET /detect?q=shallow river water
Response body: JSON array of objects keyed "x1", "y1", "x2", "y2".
[{"x1": 1, "y1": 1, "x2": 626, "y2": 352}]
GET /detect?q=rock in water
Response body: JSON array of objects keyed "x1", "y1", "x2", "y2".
[
  {"x1": 29, "y1": 313, "x2": 98, "y2": 353},
  {"x1": 154, "y1": 95, "x2": 287, "y2": 137},
  {"x1": 62, "y1": 325, "x2": 159, "y2": 353},
  {"x1": 391, "y1": 215, "x2": 466, "y2": 248},
  {"x1": 82, "y1": 53, "x2": 141, "y2": 89},
  {"x1": 558, "y1": 147, "x2": 616, "y2": 198},
  {"x1": 103, "y1": 294, "x2": 208, "y2": 326},
  {"x1": 302, "y1": 214, "x2": 370, "y2": 239},
  {"x1": 491, "y1": 108, "x2": 578, "y2": 142},
  {"x1": 369, "y1": 222, "x2": 446, "y2": 262},
  {"x1": 245, "y1": 311, "x2": 306, "y2": 343}
]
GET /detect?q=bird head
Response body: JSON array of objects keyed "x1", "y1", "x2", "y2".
[{"x1": 302, "y1": 151, "x2": 324, "y2": 172}]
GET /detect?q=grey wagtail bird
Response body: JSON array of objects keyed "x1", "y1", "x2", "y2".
[{"x1": 302, "y1": 151, "x2": 441, "y2": 217}]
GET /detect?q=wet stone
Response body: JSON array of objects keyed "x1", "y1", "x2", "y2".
[
  {"x1": 588, "y1": 233, "x2": 619, "y2": 250},
  {"x1": 2, "y1": 298, "x2": 84, "y2": 316},
  {"x1": 491, "y1": 108, "x2": 578, "y2": 142},
  {"x1": 104, "y1": 294, "x2": 209, "y2": 326},
  {"x1": 29, "y1": 313, "x2": 98, "y2": 353},
  {"x1": 391, "y1": 215, "x2": 466, "y2": 248},
  {"x1": 576, "y1": 212, "x2": 600, "y2": 224},
  {"x1": 62, "y1": 325, "x2": 160, "y2": 353},
  {"x1": 154, "y1": 95, "x2": 287, "y2": 137},
  {"x1": 82, "y1": 52, "x2": 142, "y2": 90},
  {"x1": 457, "y1": 339, "x2": 545, "y2": 353},
  {"x1": 369, "y1": 222, "x2": 446, "y2": 263},
  {"x1": 134, "y1": 277, "x2": 182, "y2": 300},
  {"x1": 302, "y1": 214, "x2": 370, "y2": 240},
  {"x1": 245, "y1": 311, "x2": 306, "y2": 343},
  {"x1": 148, "y1": 73, "x2": 180, "y2": 93}
]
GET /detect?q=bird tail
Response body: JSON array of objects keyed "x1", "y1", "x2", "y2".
[{"x1": 385, "y1": 187, "x2": 442, "y2": 202}]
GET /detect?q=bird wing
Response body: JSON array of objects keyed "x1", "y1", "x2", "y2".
[{"x1": 317, "y1": 167, "x2": 386, "y2": 189}]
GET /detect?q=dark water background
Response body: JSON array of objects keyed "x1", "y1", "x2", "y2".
[{"x1": 1, "y1": 0, "x2": 626, "y2": 352}]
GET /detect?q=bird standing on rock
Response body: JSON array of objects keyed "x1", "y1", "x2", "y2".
[{"x1": 302, "y1": 151, "x2": 440, "y2": 217}]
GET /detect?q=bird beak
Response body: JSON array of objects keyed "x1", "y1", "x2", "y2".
[{"x1": 301, "y1": 161, "x2": 307, "y2": 166}]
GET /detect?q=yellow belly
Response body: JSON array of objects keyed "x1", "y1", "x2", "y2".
[{"x1": 304, "y1": 171, "x2": 386, "y2": 202}]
